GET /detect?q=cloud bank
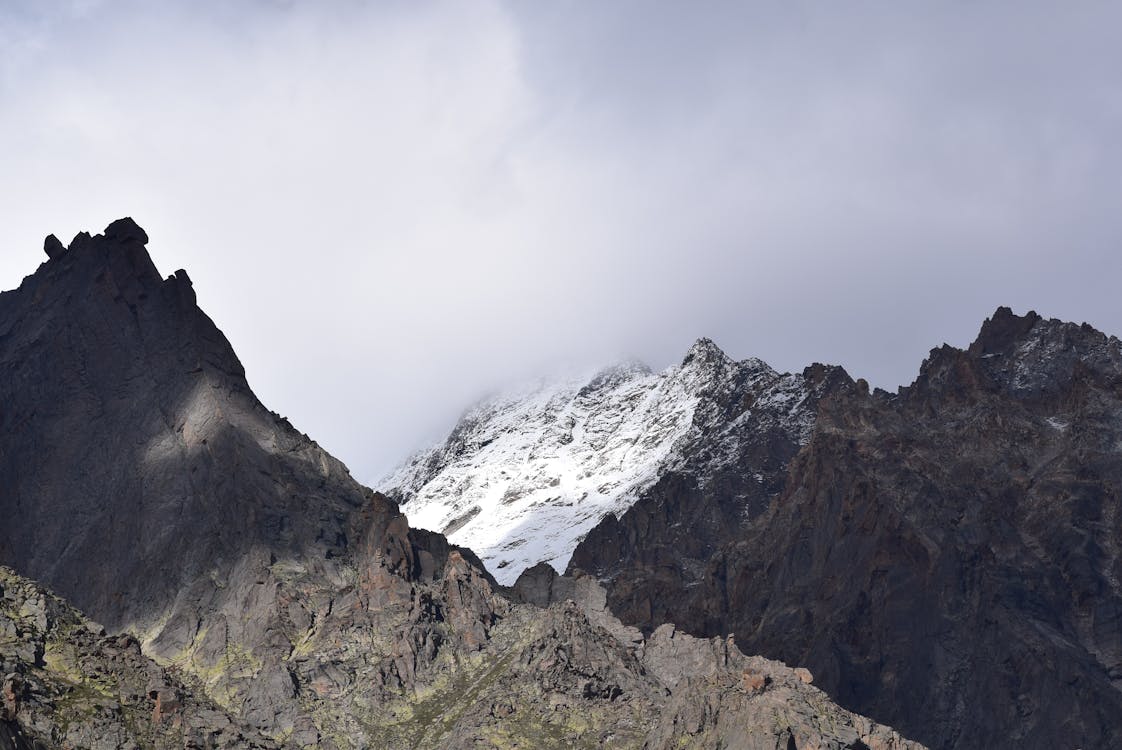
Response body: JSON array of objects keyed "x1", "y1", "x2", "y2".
[{"x1": 2, "y1": 1, "x2": 1120, "y2": 479}]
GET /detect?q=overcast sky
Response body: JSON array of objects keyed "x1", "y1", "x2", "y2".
[{"x1": 2, "y1": 1, "x2": 1120, "y2": 481}]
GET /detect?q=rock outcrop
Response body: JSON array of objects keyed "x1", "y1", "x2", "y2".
[
  {"x1": 0, "y1": 560, "x2": 923, "y2": 750},
  {"x1": 0, "y1": 566, "x2": 275, "y2": 749},
  {"x1": 41, "y1": 235, "x2": 64, "y2": 260}
]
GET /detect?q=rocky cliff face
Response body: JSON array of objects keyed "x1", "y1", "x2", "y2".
[
  {"x1": 381, "y1": 338, "x2": 846, "y2": 584},
  {"x1": 567, "y1": 307, "x2": 1122, "y2": 749},
  {"x1": 0, "y1": 219, "x2": 368, "y2": 632},
  {"x1": 0, "y1": 221, "x2": 923, "y2": 748},
  {"x1": 0, "y1": 220, "x2": 469, "y2": 743},
  {"x1": 0, "y1": 566, "x2": 275, "y2": 749},
  {"x1": 0, "y1": 563, "x2": 922, "y2": 750}
]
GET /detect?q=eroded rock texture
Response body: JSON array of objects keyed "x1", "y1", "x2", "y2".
[
  {"x1": 569, "y1": 307, "x2": 1122, "y2": 749},
  {"x1": 0, "y1": 218, "x2": 364, "y2": 631},
  {"x1": 0, "y1": 566, "x2": 275, "y2": 749},
  {"x1": 0, "y1": 221, "x2": 924, "y2": 748}
]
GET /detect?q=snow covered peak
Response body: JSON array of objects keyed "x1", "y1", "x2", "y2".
[
  {"x1": 578, "y1": 361, "x2": 653, "y2": 395},
  {"x1": 379, "y1": 342, "x2": 823, "y2": 585},
  {"x1": 681, "y1": 337, "x2": 729, "y2": 367}
]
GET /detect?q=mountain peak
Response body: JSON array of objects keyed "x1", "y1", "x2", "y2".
[
  {"x1": 680, "y1": 337, "x2": 730, "y2": 368},
  {"x1": 1, "y1": 219, "x2": 932, "y2": 750},
  {"x1": 41, "y1": 218, "x2": 150, "y2": 263},
  {"x1": 43, "y1": 234, "x2": 65, "y2": 259},
  {"x1": 384, "y1": 334, "x2": 831, "y2": 584},
  {"x1": 969, "y1": 306, "x2": 1043, "y2": 356},
  {"x1": 28, "y1": 218, "x2": 168, "y2": 298},
  {"x1": 102, "y1": 216, "x2": 149, "y2": 246}
]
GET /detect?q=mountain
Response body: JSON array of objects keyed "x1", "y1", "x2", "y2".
[
  {"x1": 381, "y1": 341, "x2": 847, "y2": 584},
  {"x1": 1, "y1": 564, "x2": 923, "y2": 750},
  {"x1": 563, "y1": 307, "x2": 1122, "y2": 749},
  {"x1": 0, "y1": 221, "x2": 923, "y2": 748},
  {"x1": 386, "y1": 302, "x2": 1122, "y2": 749},
  {"x1": 0, "y1": 219, "x2": 369, "y2": 633}
]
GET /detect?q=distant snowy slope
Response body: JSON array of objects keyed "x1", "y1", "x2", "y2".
[{"x1": 380, "y1": 338, "x2": 826, "y2": 584}]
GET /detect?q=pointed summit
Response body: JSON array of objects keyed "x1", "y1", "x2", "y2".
[
  {"x1": 43, "y1": 234, "x2": 65, "y2": 259},
  {"x1": 680, "y1": 337, "x2": 730, "y2": 369},
  {"x1": 56, "y1": 218, "x2": 162, "y2": 290},
  {"x1": 102, "y1": 216, "x2": 149, "y2": 245},
  {"x1": 969, "y1": 306, "x2": 1042, "y2": 356}
]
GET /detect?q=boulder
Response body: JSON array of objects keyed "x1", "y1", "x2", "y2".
[{"x1": 42, "y1": 235, "x2": 64, "y2": 259}]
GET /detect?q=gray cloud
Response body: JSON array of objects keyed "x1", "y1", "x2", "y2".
[{"x1": 2, "y1": 1, "x2": 1120, "y2": 481}]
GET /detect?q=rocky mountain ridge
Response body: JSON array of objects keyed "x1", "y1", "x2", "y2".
[
  {"x1": 0, "y1": 220, "x2": 924, "y2": 748},
  {"x1": 389, "y1": 294, "x2": 1122, "y2": 749},
  {"x1": 0, "y1": 561, "x2": 923, "y2": 750},
  {"x1": 563, "y1": 307, "x2": 1122, "y2": 749}
]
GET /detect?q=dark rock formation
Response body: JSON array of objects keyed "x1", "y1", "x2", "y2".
[
  {"x1": 0, "y1": 220, "x2": 525, "y2": 744},
  {"x1": 2, "y1": 217, "x2": 349, "y2": 631},
  {"x1": 0, "y1": 220, "x2": 923, "y2": 748},
  {"x1": 103, "y1": 215, "x2": 149, "y2": 245},
  {"x1": 512, "y1": 561, "x2": 569, "y2": 609},
  {"x1": 41, "y1": 235, "x2": 63, "y2": 260},
  {"x1": 569, "y1": 306, "x2": 1122, "y2": 749},
  {"x1": 0, "y1": 542, "x2": 923, "y2": 750},
  {"x1": 568, "y1": 361, "x2": 855, "y2": 635}
]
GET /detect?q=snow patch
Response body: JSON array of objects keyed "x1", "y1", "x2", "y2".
[{"x1": 380, "y1": 344, "x2": 818, "y2": 585}]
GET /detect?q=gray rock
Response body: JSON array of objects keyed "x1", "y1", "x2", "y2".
[
  {"x1": 570, "y1": 307, "x2": 1122, "y2": 750},
  {"x1": 0, "y1": 566, "x2": 277, "y2": 748}
]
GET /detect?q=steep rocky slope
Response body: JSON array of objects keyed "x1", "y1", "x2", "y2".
[
  {"x1": 0, "y1": 221, "x2": 923, "y2": 748},
  {"x1": 0, "y1": 566, "x2": 275, "y2": 749},
  {"x1": 566, "y1": 308, "x2": 1122, "y2": 749},
  {"x1": 0, "y1": 562, "x2": 923, "y2": 750},
  {"x1": 382, "y1": 339, "x2": 848, "y2": 584},
  {"x1": 0, "y1": 219, "x2": 368, "y2": 633}
]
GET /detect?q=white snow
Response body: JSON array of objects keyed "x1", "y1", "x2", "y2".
[
  {"x1": 1045, "y1": 416, "x2": 1069, "y2": 431},
  {"x1": 379, "y1": 339, "x2": 815, "y2": 585}
]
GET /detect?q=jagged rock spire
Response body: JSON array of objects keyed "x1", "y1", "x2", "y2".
[
  {"x1": 43, "y1": 234, "x2": 65, "y2": 259},
  {"x1": 103, "y1": 216, "x2": 149, "y2": 245},
  {"x1": 680, "y1": 336, "x2": 730, "y2": 368},
  {"x1": 969, "y1": 305, "x2": 1043, "y2": 355}
]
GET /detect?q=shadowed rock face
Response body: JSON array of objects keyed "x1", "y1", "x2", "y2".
[
  {"x1": 567, "y1": 361, "x2": 855, "y2": 633},
  {"x1": 0, "y1": 218, "x2": 364, "y2": 630},
  {"x1": 0, "y1": 221, "x2": 500, "y2": 743},
  {"x1": 568, "y1": 307, "x2": 1122, "y2": 749},
  {"x1": 0, "y1": 220, "x2": 925, "y2": 748}
]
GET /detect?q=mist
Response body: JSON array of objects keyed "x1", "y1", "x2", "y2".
[{"x1": 2, "y1": 0, "x2": 1120, "y2": 481}]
